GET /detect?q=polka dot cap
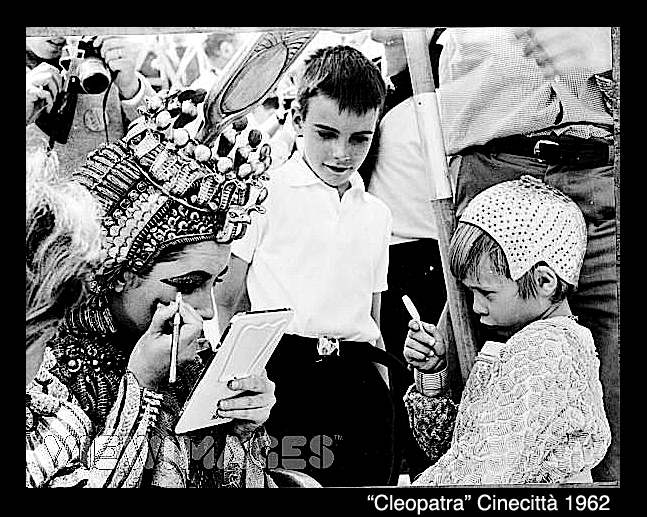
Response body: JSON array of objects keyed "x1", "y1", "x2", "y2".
[{"x1": 460, "y1": 175, "x2": 587, "y2": 286}]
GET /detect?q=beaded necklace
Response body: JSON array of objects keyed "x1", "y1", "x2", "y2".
[{"x1": 47, "y1": 293, "x2": 128, "y2": 428}]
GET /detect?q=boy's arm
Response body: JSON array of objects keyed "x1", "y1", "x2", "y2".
[
  {"x1": 403, "y1": 306, "x2": 458, "y2": 467},
  {"x1": 371, "y1": 292, "x2": 389, "y2": 387},
  {"x1": 215, "y1": 254, "x2": 251, "y2": 338},
  {"x1": 404, "y1": 380, "x2": 458, "y2": 468}
]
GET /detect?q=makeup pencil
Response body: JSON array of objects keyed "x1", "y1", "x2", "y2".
[
  {"x1": 169, "y1": 292, "x2": 182, "y2": 383},
  {"x1": 402, "y1": 295, "x2": 421, "y2": 322}
]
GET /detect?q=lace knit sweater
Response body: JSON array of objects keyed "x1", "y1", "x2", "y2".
[{"x1": 405, "y1": 316, "x2": 611, "y2": 485}]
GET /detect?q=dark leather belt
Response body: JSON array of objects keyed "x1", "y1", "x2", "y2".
[
  {"x1": 484, "y1": 135, "x2": 614, "y2": 167},
  {"x1": 276, "y1": 334, "x2": 410, "y2": 377}
]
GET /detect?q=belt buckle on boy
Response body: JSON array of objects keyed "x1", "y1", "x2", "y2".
[{"x1": 317, "y1": 336, "x2": 340, "y2": 358}]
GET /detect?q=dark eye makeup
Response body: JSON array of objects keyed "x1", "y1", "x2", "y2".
[
  {"x1": 160, "y1": 266, "x2": 229, "y2": 293},
  {"x1": 160, "y1": 271, "x2": 211, "y2": 292}
]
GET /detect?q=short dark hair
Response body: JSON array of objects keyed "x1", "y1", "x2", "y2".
[
  {"x1": 296, "y1": 45, "x2": 386, "y2": 119},
  {"x1": 449, "y1": 222, "x2": 574, "y2": 303},
  {"x1": 203, "y1": 32, "x2": 237, "y2": 59}
]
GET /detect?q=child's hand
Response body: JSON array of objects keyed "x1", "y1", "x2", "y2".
[{"x1": 403, "y1": 319, "x2": 446, "y2": 373}]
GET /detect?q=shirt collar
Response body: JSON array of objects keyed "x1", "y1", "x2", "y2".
[{"x1": 285, "y1": 149, "x2": 366, "y2": 194}]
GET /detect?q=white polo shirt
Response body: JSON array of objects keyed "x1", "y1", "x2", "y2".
[{"x1": 232, "y1": 151, "x2": 392, "y2": 343}]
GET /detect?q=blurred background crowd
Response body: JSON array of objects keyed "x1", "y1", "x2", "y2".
[{"x1": 132, "y1": 29, "x2": 383, "y2": 122}]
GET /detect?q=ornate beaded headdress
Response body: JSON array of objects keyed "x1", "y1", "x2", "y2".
[
  {"x1": 459, "y1": 175, "x2": 587, "y2": 286},
  {"x1": 43, "y1": 32, "x2": 318, "y2": 428},
  {"x1": 73, "y1": 87, "x2": 271, "y2": 286}
]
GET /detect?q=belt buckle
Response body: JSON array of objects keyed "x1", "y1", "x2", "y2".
[
  {"x1": 533, "y1": 139, "x2": 559, "y2": 162},
  {"x1": 317, "y1": 337, "x2": 340, "y2": 357}
]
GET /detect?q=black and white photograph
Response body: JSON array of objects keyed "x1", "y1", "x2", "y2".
[{"x1": 26, "y1": 26, "x2": 619, "y2": 498}]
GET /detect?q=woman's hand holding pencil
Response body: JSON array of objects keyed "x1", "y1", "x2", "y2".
[{"x1": 126, "y1": 296, "x2": 203, "y2": 390}]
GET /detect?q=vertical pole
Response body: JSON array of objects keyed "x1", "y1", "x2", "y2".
[
  {"x1": 402, "y1": 29, "x2": 478, "y2": 382},
  {"x1": 611, "y1": 25, "x2": 620, "y2": 482},
  {"x1": 612, "y1": 27, "x2": 620, "y2": 333}
]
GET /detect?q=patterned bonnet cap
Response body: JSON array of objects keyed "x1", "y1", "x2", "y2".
[
  {"x1": 73, "y1": 87, "x2": 271, "y2": 287},
  {"x1": 459, "y1": 175, "x2": 587, "y2": 286}
]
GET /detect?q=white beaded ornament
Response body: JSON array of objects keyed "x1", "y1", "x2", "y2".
[{"x1": 459, "y1": 175, "x2": 587, "y2": 286}]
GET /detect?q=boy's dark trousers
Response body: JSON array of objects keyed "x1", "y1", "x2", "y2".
[{"x1": 264, "y1": 334, "x2": 407, "y2": 487}]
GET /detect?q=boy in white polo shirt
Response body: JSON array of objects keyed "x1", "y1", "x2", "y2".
[{"x1": 217, "y1": 45, "x2": 407, "y2": 487}]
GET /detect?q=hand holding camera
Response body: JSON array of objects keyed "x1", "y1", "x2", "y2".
[
  {"x1": 59, "y1": 35, "x2": 139, "y2": 98},
  {"x1": 36, "y1": 35, "x2": 141, "y2": 145},
  {"x1": 26, "y1": 62, "x2": 62, "y2": 125},
  {"x1": 92, "y1": 36, "x2": 140, "y2": 100}
]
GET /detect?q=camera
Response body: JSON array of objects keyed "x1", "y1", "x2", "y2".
[
  {"x1": 36, "y1": 36, "x2": 114, "y2": 144},
  {"x1": 59, "y1": 36, "x2": 112, "y2": 95}
]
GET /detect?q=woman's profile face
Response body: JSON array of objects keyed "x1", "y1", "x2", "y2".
[{"x1": 113, "y1": 240, "x2": 231, "y2": 334}]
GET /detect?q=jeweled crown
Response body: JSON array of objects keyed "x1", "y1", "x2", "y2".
[{"x1": 73, "y1": 87, "x2": 271, "y2": 281}]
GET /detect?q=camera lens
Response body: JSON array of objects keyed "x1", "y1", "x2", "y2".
[{"x1": 77, "y1": 57, "x2": 111, "y2": 94}]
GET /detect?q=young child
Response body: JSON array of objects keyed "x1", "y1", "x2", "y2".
[
  {"x1": 216, "y1": 45, "x2": 406, "y2": 487},
  {"x1": 403, "y1": 175, "x2": 611, "y2": 485}
]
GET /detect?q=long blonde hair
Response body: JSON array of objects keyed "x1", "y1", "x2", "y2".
[{"x1": 26, "y1": 147, "x2": 103, "y2": 351}]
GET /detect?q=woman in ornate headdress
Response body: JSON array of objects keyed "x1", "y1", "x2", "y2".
[{"x1": 26, "y1": 86, "x2": 282, "y2": 488}]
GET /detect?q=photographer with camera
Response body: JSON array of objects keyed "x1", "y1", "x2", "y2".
[{"x1": 26, "y1": 34, "x2": 155, "y2": 176}]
